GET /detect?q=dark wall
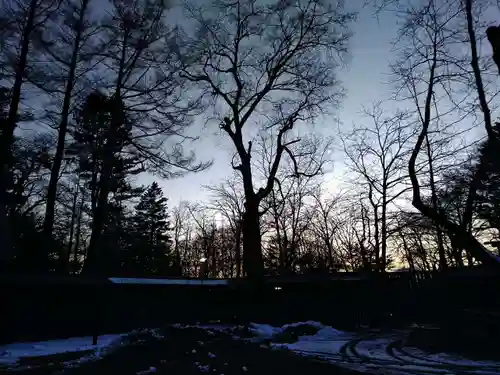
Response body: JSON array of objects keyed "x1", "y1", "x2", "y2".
[{"x1": 2, "y1": 271, "x2": 499, "y2": 344}]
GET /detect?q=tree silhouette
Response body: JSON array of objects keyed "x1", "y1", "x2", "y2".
[
  {"x1": 130, "y1": 182, "x2": 172, "y2": 276},
  {"x1": 180, "y1": 0, "x2": 354, "y2": 280}
]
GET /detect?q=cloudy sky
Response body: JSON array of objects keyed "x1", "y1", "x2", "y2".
[{"x1": 145, "y1": 2, "x2": 401, "y2": 206}]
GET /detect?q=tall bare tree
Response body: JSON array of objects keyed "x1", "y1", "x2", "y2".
[{"x1": 179, "y1": 0, "x2": 353, "y2": 279}]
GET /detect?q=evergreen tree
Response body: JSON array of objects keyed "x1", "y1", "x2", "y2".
[
  {"x1": 68, "y1": 91, "x2": 143, "y2": 274},
  {"x1": 131, "y1": 182, "x2": 171, "y2": 276}
]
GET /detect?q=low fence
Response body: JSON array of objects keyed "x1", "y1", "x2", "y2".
[{"x1": 1, "y1": 270, "x2": 499, "y2": 344}]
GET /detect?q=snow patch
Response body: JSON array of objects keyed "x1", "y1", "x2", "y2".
[
  {"x1": 247, "y1": 323, "x2": 279, "y2": 339},
  {"x1": 0, "y1": 333, "x2": 128, "y2": 368},
  {"x1": 247, "y1": 321, "x2": 326, "y2": 342},
  {"x1": 243, "y1": 321, "x2": 500, "y2": 374},
  {"x1": 197, "y1": 364, "x2": 210, "y2": 372},
  {"x1": 137, "y1": 366, "x2": 157, "y2": 375}
]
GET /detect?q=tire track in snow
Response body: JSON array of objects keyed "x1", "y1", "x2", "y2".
[
  {"x1": 191, "y1": 322, "x2": 500, "y2": 375},
  {"x1": 337, "y1": 335, "x2": 500, "y2": 374}
]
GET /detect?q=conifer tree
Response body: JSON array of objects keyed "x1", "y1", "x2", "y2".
[{"x1": 131, "y1": 182, "x2": 171, "y2": 275}]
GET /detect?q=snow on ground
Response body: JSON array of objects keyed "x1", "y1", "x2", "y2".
[
  {"x1": 0, "y1": 332, "x2": 132, "y2": 368},
  {"x1": 243, "y1": 321, "x2": 500, "y2": 375},
  {"x1": 3, "y1": 321, "x2": 500, "y2": 374}
]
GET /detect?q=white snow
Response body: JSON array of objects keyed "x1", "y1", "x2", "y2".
[
  {"x1": 266, "y1": 323, "x2": 500, "y2": 375},
  {"x1": 0, "y1": 333, "x2": 127, "y2": 368},
  {"x1": 208, "y1": 352, "x2": 216, "y2": 358},
  {"x1": 247, "y1": 320, "x2": 327, "y2": 341},
  {"x1": 193, "y1": 321, "x2": 500, "y2": 375},
  {"x1": 247, "y1": 323, "x2": 279, "y2": 339},
  {"x1": 197, "y1": 364, "x2": 210, "y2": 372},
  {"x1": 137, "y1": 366, "x2": 157, "y2": 375}
]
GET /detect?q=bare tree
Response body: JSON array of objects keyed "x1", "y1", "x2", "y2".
[
  {"x1": 397, "y1": 0, "x2": 500, "y2": 268},
  {"x1": 187, "y1": 203, "x2": 218, "y2": 277},
  {"x1": 171, "y1": 202, "x2": 188, "y2": 275},
  {"x1": 342, "y1": 103, "x2": 414, "y2": 270},
  {"x1": 309, "y1": 186, "x2": 345, "y2": 272},
  {"x1": 179, "y1": 0, "x2": 353, "y2": 279},
  {"x1": 205, "y1": 175, "x2": 245, "y2": 277},
  {"x1": 263, "y1": 164, "x2": 318, "y2": 274}
]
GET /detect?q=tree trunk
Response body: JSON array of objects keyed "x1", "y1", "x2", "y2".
[
  {"x1": 448, "y1": 233, "x2": 464, "y2": 267},
  {"x1": 425, "y1": 134, "x2": 447, "y2": 270},
  {"x1": 322, "y1": 211, "x2": 334, "y2": 272},
  {"x1": 235, "y1": 220, "x2": 242, "y2": 278},
  {"x1": 73, "y1": 194, "x2": 84, "y2": 273},
  {"x1": 242, "y1": 197, "x2": 264, "y2": 280},
  {"x1": 43, "y1": 0, "x2": 89, "y2": 240},
  {"x1": 381, "y1": 186, "x2": 387, "y2": 271},
  {"x1": 84, "y1": 26, "x2": 128, "y2": 275},
  {"x1": 84, "y1": 139, "x2": 115, "y2": 275},
  {"x1": 360, "y1": 205, "x2": 369, "y2": 270},
  {"x1": 63, "y1": 185, "x2": 79, "y2": 274},
  {"x1": 0, "y1": 204, "x2": 13, "y2": 272},
  {"x1": 401, "y1": 235, "x2": 415, "y2": 273},
  {"x1": 369, "y1": 193, "x2": 380, "y2": 269},
  {"x1": 325, "y1": 238, "x2": 334, "y2": 273},
  {"x1": 211, "y1": 228, "x2": 217, "y2": 277},
  {"x1": 174, "y1": 237, "x2": 182, "y2": 276}
]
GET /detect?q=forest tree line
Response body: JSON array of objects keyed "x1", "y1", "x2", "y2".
[{"x1": 0, "y1": 0, "x2": 499, "y2": 278}]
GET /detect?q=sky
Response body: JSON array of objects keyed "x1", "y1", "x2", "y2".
[{"x1": 146, "y1": 1, "x2": 402, "y2": 207}]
